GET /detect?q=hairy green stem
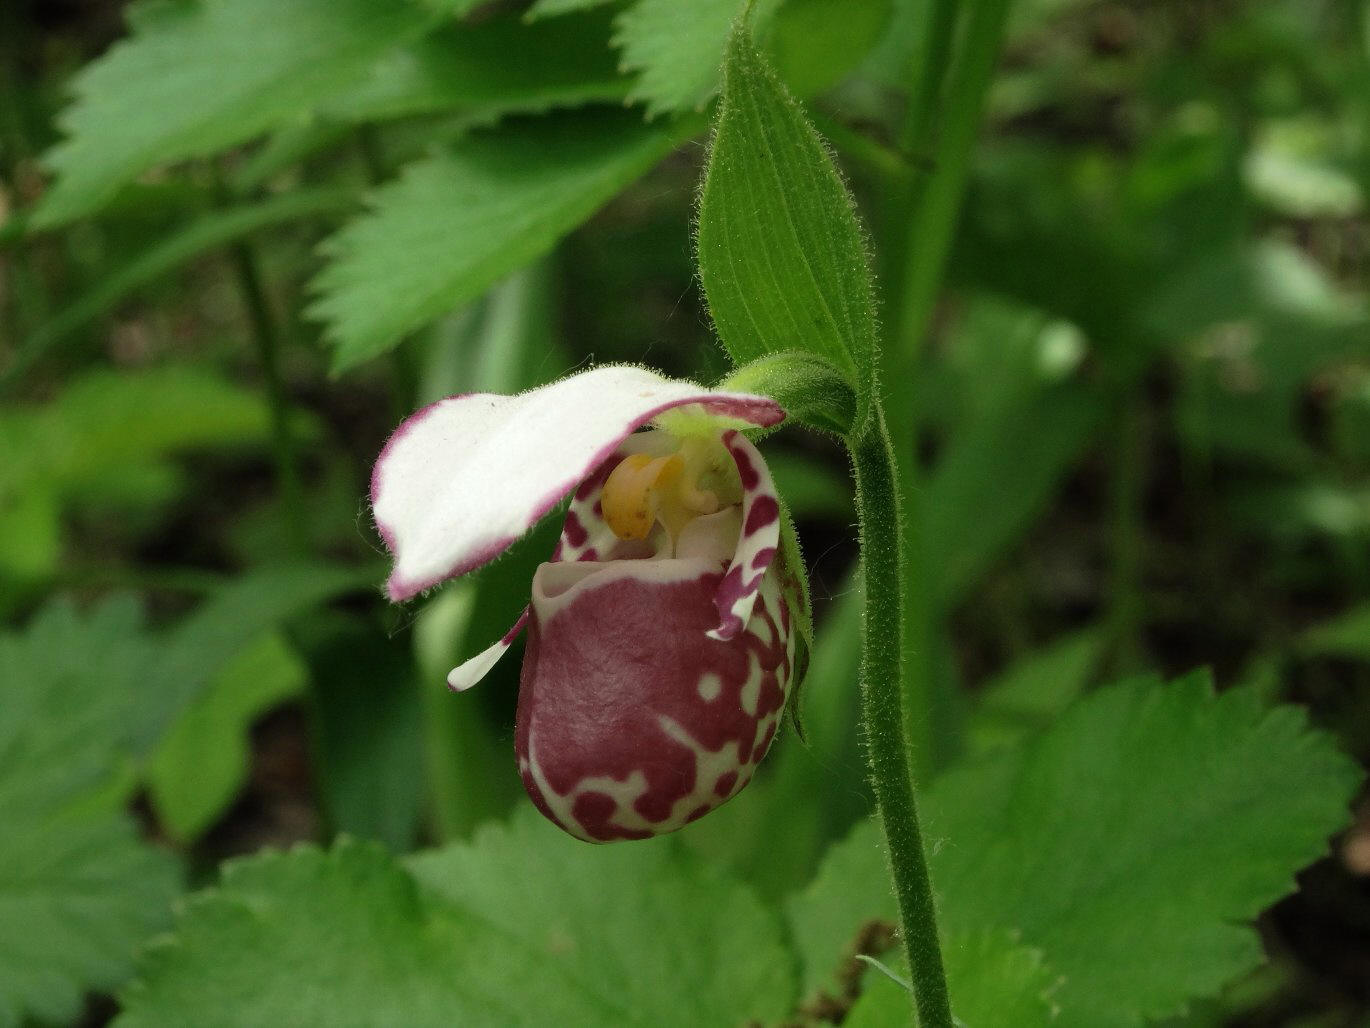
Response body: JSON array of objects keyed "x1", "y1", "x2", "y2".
[{"x1": 851, "y1": 408, "x2": 953, "y2": 1028}]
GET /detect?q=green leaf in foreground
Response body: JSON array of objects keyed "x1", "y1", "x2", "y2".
[
  {"x1": 787, "y1": 672, "x2": 1360, "y2": 1025},
  {"x1": 0, "y1": 600, "x2": 180, "y2": 1028},
  {"x1": 614, "y1": 0, "x2": 760, "y2": 117},
  {"x1": 697, "y1": 20, "x2": 876, "y2": 421},
  {"x1": 119, "y1": 809, "x2": 794, "y2": 1025},
  {"x1": 147, "y1": 633, "x2": 308, "y2": 842},
  {"x1": 310, "y1": 109, "x2": 687, "y2": 373},
  {"x1": 33, "y1": 0, "x2": 431, "y2": 227}
]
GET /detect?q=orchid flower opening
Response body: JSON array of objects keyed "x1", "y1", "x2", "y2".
[{"x1": 371, "y1": 365, "x2": 799, "y2": 842}]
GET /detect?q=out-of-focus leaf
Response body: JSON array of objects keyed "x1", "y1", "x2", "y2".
[
  {"x1": 0, "y1": 599, "x2": 180, "y2": 1028},
  {"x1": 136, "y1": 563, "x2": 379, "y2": 753},
  {"x1": 764, "y1": 0, "x2": 892, "y2": 98},
  {"x1": 968, "y1": 627, "x2": 1106, "y2": 755},
  {"x1": 119, "y1": 810, "x2": 794, "y2": 1025},
  {"x1": 310, "y1": 109, "x2": 686, "y2": 373},
  {"x1": 764, "y1": 449, "x2": 853, "y2": 521},
  {"x1": 926, "y1": 383, "x2": 1106, "y2": 612},
  {"x1": 1300, "y1": 605, "x2": 1370, "y2": 661},
  {"x1": 788, "y1": 672, "x2": 1360, "y2": 1024},
  {"x1": 1243, "y1": 118, "x2": 1363, "y2": 219},
  {"x1": 10, "y1": 189, "x2": 355, "y2": 382},
  {"x1": 0, "y1": 366, "x2": 272, "y2": 501},
  {"x1": 698, "y1": 22, "x2": 876, "y2": 418},
  {"x1": 526, "y1": 0, "x2": 615, "y2": 17},
  {"x1": 33, "y1": 0, "x2": 433, "y2": 227},
  {"x1": 328, "y1": 10, "x2": 628, "y2": 124},
  {"x1": 298, "y1": 614, "x2": 424, "y2": 851},
  {"x1": 147, "y1": 633, "x2": 308, "y2": 843},
  {"x1": 408, "y1": 808, "x2": 796, "y2": 1024}
]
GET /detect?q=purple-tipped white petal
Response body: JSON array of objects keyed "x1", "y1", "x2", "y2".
[
  {"x1": 372, "y1": 366, "x2": 783, "y2": 601},
  {"x1": 446, "y1": 610, "x2": 529, "y2": 692},
  {"x1": 708, "y1": 431, "x2": 782, "y2": 641}
]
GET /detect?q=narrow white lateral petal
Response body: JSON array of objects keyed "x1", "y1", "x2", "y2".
[
  {"x1": 447, "y1": 609, "x2": 529, "y2": 692},
  {"x1": 372, "y1": 365, "x2": 782, "y2": 600}
]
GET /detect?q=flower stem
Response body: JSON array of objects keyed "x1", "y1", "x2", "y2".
[{"x1": 850, "y1": 407, "x2": 952, "y2": 1028}]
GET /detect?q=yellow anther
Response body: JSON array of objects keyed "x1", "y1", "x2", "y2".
[{"x1": 602, "y1": 453, "x2": 684, "y2": 541}]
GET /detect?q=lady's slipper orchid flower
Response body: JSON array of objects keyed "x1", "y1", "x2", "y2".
[{"x1": 372, "y1": 366, "x2": 800, "y2": 842}]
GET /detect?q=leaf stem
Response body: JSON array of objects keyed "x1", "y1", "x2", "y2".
[
  {"x1": 225, "y1": 236, "x2": 308, "y2": 553},
  {"x1": 850, "y1": 407, "x2": 953, "y2": 1028}
]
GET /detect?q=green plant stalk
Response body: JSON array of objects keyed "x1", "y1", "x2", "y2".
[
  {"x1": 226, "y1": 239, "x2": 308, "y2": 553},
  {"x1": 850, "y1": 407, "x2": 953, "y2": 1028}
]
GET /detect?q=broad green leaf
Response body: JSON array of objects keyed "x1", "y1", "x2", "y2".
[
  {"x1": 1299, "y1": 604, "x2": 1370, "y2": 661},
  {"x1": 697, "y1": 21, "x2": 876, "y2": 420},
  {"x1": 34, "y1": 0, "x2": 433, "y2": 227},
  {"x1": 119, "y1": 810, "x2": 795, "y2": 1025},
  {"x1": 845, "y1": 930, "x2": 1058, "y2": 1028},
  {"x1": 968, "y1": 627, "x2": 1106, "y2": 755},
  {"x1": 0, "y1": 599, "x2": 180, "y2": 1027},
  {"x1": 298, "y1": 615, "x2": 424, "y2": 851},
  {"x1": 147, "y1": 634, "x2": 308, "y2": 842},
  {"x1": 407, "y1": 808, "x2": 796, "y2": 1024},
  {"x1": 116, "y1": 839, "x2": 615, "y2": 1026},
  {"x1": 788, "y1": 673, "x2": 1360, "y2": 1025},
  {"x1": 136, "y1": 563, "x2": 379, "y2": 753},
  {"x1": 328, "y1": 10, "x2": 628, "y2": 125},
  {"x1": 310, "y1": 109, "x2": 687, "y2": 373},
  {"x1": 11, "y1": 189, "x2": 355, "y2": 383}
]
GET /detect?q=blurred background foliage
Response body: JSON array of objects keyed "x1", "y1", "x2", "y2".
[{"x1": 2, "y1": 0, "x2": 1369, "y2": 1023}]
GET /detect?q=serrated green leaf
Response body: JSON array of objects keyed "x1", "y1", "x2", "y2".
[
  {"x1": 327, "y1": 10, "x2": 628, "y2": 125},
  {"x1": 968, "y1": 627, "x2": 1106, "y2": 755},
  {"x1": 615, "y1": 0, "x2": 770, "y2": 117},
  {"x1": 119, "y1": 809, "x2": 794, "y2": 1025},
  {"x1": 0, "y1": 599, "x2": 180, "y2": 1027},
  {"x1": 310, "y1": 109, "x2": 688, "y2": 373},
  {"x1": 10, "y1": 189, "x2": 355, "y2": 383},
  {"x1": 147, "y1": 633, "x2": 308, "y2": 842},
  {"x1": 33, "y1": 0, "x2": 433, "y2": 227},
  {"x1": 407, "y1": 808, "x2": 796, "y2": 1024},
  {"x1": 697, "y1": 21, "x2": 876, "y2": 421},
  {"x1": 788, "y1": 673, "x2": 1361, "y2": 1025},
  {"x1": 116, "y1": 838, "x2": 616, "y2": 1026}
]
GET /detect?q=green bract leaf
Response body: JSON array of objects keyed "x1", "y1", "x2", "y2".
[
  {"x1": 789, "y1": 673, "x2": 1361, "y2": 1025},
  {"x1": 33, "y1": 0, "x2": 433, "y2": 227},
  {"x1": 697, "y1": 21, "x2": 876, "y2": 424},
  {"x1": 719, "y1": 350, "x2": 857, "y2": 436},
  {"x1": 326, "y1": 10, "x2": 629, "y2": 125},
  {"x1": 147, "y1": 633, "x2": 308, "y2": 842},
  {"x1": 119, "y1": 809, "x2": 795, "y2": 1024},
  {"x1": 310, "y1": 109, "x2": 687, "y2": 374},
  {"x1": 0, "y1": 599, "x2": 180, "y2": 1027}
]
